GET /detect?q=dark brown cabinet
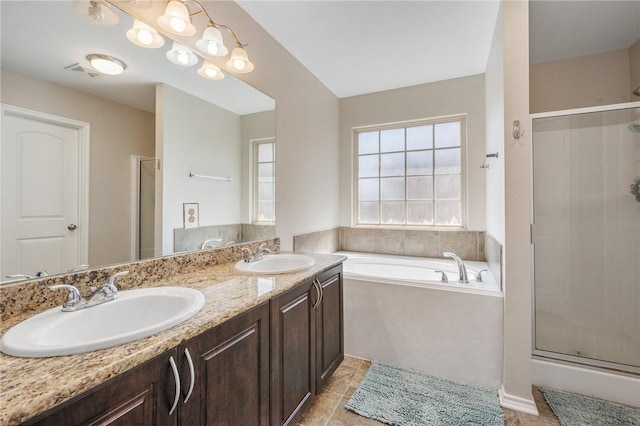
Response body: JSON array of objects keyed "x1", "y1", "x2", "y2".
[
  {"x1": 23, "y1": 349, "x2": 179, "y2": 426},
  {"x1": 270, "y1": 264, "x2": 343, "y2": 426},
  {"x1": 179, "y1": 302, "x2": 270, "y2": 426}
]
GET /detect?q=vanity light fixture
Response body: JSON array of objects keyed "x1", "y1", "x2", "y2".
[
  {"x1": 226, "y1": 46, "x2": 254, "y2": 73},
  {"x1": 87, "y1": 54, "x2": 126, "y2": 75},
  {"x1": 72, "y1": 0, "x2": 119, "y2": 26},
  {"x1": 197, "y1": 61, "x2": 224, "y2": 80},
  {"x1": 126, "y1": 20, "x2": 165, "y2": 48},
  {"x1": 166, "y1": 42, "x2": 199, "y2": 67},
  {"x1": 196, "y1": 26, "x2": 228, "y2": 57},
  {"x1": 157, "y1": 0, "x2": 197, "y2": 36}
]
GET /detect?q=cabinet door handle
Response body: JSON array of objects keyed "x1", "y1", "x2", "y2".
[
  {"x1": 316, "y1": 278, "x2": 324, "y2": 307},
  {"x1": 312, "y1": 279, "x2": 321, "y2": 309},
  {"x1": 168, "y1": 356, "x2": 181, "y2": 416},
  {"x1": 183, "y1": 348, "x2": 195, "y2": 403}
]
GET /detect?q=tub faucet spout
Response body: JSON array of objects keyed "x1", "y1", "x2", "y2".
[{"x1": 442, "y1": 252, "x2": 469, "y2": 283}]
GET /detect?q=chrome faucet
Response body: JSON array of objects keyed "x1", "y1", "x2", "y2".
[
  {"x1": 4, "y1": 270, "x2": 49, "y2": 280},
  {"x1": 47, "y1": 271, "x2": 128, "y2": 312},
  {"x1": 200, "y1": 238, "x2": 222, "y2": 249},
  {"x1": 241, "y1": 244, "x2": 274, "y2": 263},
  {"x1": 442, "y1": 252, "x2": 469, "y2": 283}
]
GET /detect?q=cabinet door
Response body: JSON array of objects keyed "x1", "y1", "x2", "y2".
[
  {"x1": 315, "y1": 265, "x2": 344, "y2": 392},
  {"x1": 24, "y1": 349, "x2": 179, "y2": 426},
  {"x1": 270, "y1": 278, "x2": 317, "y2": 426},
  {"x1": 180, "y1": 302, "x2": 270, "y2": 426}
]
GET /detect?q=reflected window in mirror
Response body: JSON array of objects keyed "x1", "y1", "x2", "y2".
[{"x1": 254, "y1": 139, "x2": 276, "y2": 223}]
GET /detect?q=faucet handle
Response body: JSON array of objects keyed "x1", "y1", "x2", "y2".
[
  {"x1": 48, "y1": 284, "x2": 83, "y2": 310},
  {"x1": 434, "y1": 270, "x2": 448, "y2": 283},
  {"x1": 476, "y1": 269, "x2": 488, "y2": 283},
  {"x1": 103, "y1": 271, "x2": 128, "y2": 293}
]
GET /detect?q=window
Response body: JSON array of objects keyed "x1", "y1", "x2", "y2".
[
  {"x1": 253, "y1": 138, "x2": 275, "y2": 223},
  {"x1": 354, "y1": 116, "x2": 465, "y2": 228}
]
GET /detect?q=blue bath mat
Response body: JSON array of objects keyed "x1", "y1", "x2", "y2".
[
  {"x1": 345, "y1": 361, "x2": 503, "y2": 425},
  {"x1": 541, "y1": 387, "x2": 640, "y2": 426}
]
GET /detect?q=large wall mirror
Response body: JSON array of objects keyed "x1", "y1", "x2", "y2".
[{"x1": 0, "y1": 0, "x2": 276, "y2": 284}]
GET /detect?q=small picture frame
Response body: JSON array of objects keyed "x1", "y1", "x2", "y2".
[{"x1": 183, "y1": 203, "x2": 199, "y2": 229}]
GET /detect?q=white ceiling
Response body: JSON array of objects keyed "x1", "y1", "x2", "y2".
[
  {"x1": 0, "y1": 1, "x2": 274, "y2": 115},
  {"x1": 237, "y1": 0, "x2": 502, "y2": 98}
]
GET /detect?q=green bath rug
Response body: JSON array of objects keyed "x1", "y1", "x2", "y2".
[
  {"x1": 541, "y1": 387, "x2": 640, "y2": 426},
  {"x1": 345, "y1": 361, "x2": 503, "y2": 426}
]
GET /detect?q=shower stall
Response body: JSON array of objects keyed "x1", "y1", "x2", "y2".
[{"x1": 531, "y1": 103, "x2": 640, "y2": 381}]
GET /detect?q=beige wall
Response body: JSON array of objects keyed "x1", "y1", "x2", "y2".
[
  {"x1": 630, "y1": 39, "x2": 640, "y2": 98},
  {"x1": 530, "y1": 49, "x2": 631, "y2": 113},
  {"x1": 339, "y1": 74, "x2": 487, "y2": 231},
  {"x1": 1, "y1": 69, "x2": 155, "y2": 268},
  {"x1": 501, "y1": 0, "x2": 536, "y2": 413}
]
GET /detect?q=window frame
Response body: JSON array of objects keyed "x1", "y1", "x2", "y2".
[
  {"x1": 252, "y1": 137, "x2": 276, "y2": 224},
  {"x1": 352, "y1": 115, "x2": 467, "y2": 229}
]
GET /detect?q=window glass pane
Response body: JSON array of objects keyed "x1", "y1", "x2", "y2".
[
  {"x1": 380, "y1": 177, "x2": 404, "y2": 200},
  {"x1": 258, "y1": 183, "x2": 274, "y2": 201},
  {"x1": 380, "y1": 152, "x2": 404, "y2": 176},
  {"x1": 381, "y1": 201, "x2": 405, "y2": 224},
  {"x1": 407, "y1": 176, "x2": 432, "y2": 200},
  {"x1": 359, "y1": 154, "x2": 379, "y2": 178},
  {"x1": 258, "y1": 163, "x2": 274, "y2": 183},
  {"x1": 407, "y1": 201, "x2": 434, "y2": 225},
  {"x1": 435, "y1": 201, "x2": 461, "y2": 226},
  {"x1": 359, "y1": 131, "x2": 379, "y2": 154},
  {"x1": 435, "y1": 174, "x2": 461, "y2": 199},
  {"x1": 380, "y1": 128, "x2": 404, "y2": 152},
  {"x1": 257, "y1": 202, "x2": 274, "y2": 222},
  {"x1": 359, "y1": 202, "x2": 379, "y2": 223},
  {"x1": 435, "y1": 148, "x2": 461, "y2": 174},
  {"x1": 407, "y1": 125, "x2": 433, "y2": 150},
  {"x1": 434, "y1": 121, "x2": 461, "y2": 148},
  {"x1": 359, "y1": 178, "x2": 379, "y2": 201},
  {"x1": 258, "y1": 143, "x2": 273, "y2": 162},
  {"x1": 406, "y1": 150, "x2": 432, "y2": 175}
]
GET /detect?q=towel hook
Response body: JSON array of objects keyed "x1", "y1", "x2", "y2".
[{"x1": 513, "y1": 120, "x2": 524, "y2": 139}]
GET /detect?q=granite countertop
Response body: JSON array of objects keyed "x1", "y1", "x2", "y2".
[{"x1": 0, "y1": 253, "x2": 345, "y2": 426}]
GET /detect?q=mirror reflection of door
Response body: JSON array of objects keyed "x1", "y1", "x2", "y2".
[
  {"x1": 139, "y1": 158, "x2": 155, "y2": 260},
  {"x1": 1, "y1": 106, "x2": 89, "y2": 280}
]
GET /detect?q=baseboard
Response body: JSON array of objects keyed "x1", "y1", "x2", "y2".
[{"x1": 499, "y1": 386, "x2": 539, "y2": 415}]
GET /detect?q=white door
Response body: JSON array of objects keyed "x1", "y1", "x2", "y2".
[{"x1": 1, "y1": 106, "x2": 89, "y2": 280}]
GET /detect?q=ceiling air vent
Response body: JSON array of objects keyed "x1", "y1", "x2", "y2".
[{"x1": 64, "y1": 63, "x2": 101, "y2": 78}]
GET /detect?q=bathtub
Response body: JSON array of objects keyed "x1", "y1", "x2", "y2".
[{"x1": 339, "y1": 251, "x2": 504, "y2": 388}]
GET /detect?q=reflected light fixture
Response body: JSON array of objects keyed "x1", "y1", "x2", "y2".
[
  {"x1": 196, "y1": 26, "x2": 228, "y2": 57},
  {"x1": 72, "y1": 0, "x2": 119, "y2": 26},
  {"x1": 197, "y1": 61, "x2": 224, "y2": 80},
  {"x1": 225, "y1": 46, "x2": 254, "y2": 73},
  {"x1": 126, "y1": 20, "x2": 165, "y2": 48},
  {"x1": 157, "y1": 0, "x2": 197, "y2": 36},
  {"x1": 87, "y1": 54, "x2": 126, "y2": 75},
  {"x1": 166, "y1": 42, "x2": 199, "y2": 67}
]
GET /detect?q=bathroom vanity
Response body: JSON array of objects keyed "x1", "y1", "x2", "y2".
[{"x1": 0, "y1": 246, "x2": 344, "y2": 426}]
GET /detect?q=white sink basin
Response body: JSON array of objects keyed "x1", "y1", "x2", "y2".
[
  {"x1": 0, "y1": 287, "x2": 205, "y2": 358},
  {"x1": 235, "y1": 254, "x2": 315, "y2": 274}
]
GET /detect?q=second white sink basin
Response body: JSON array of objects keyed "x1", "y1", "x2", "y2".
[
  {"x1": 0, "y1": 286, "x2": 205, "y2": 358},
  {"x1": 235, "y1": 254, "x2": 315, "y2": 274}
]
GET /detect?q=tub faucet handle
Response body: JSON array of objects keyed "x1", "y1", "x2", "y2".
[
  {"x1": 434, "y1": 270, "x2": 448, "y2": 283},
  {"x1": 476, "y1": 269, "x2": 488, "y2": 283}
]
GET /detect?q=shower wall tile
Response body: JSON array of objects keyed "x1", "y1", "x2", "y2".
[
  {"x1": 340, "y1": 228, "x2": 375, "y2": 252},
  {"x1": 293, "y1": 228, "x2": 339, "y2": 253},
  {"x1": 404, "y1": 230, "x2": 440, "y2": 257},
  {"x1": 373, "y1": 229, "x2": 405, "y2": 255}
]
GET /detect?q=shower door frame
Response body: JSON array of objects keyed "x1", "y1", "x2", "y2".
[{"x1": 530, "y1": 100, "x2": 640, "y2": 375}]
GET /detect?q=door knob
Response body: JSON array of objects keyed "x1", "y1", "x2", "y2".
[{"x1": 67, "y1": 224, "x2": 77, "y2": 231}]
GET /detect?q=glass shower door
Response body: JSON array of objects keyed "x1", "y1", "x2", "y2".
[{"x1": 532, "y1": 105, "x2": 640, "y2": 371}]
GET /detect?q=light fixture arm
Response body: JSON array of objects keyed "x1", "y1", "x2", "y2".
[{"x1": 182, "y1": 0, "x2": 247, "y2": 47}]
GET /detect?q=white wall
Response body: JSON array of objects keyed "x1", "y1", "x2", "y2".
[
  {"x1": 158, "y1": 84, "x2": 242, "y2": 255},
  {"x1": 339, "y1": 75, "x2": 487, "y2": 231},
  {"x1": 485, "y1": 4, "x2": 505, "y2": 244},
  {"x1": 1, "y1": 69, "x2": 155, "y2": 267}
]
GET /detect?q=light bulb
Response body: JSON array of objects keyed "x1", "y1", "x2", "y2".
[
  {"x1": 205, "y1": 67, "x2": 218, "y2": 78},
  {"x1": 177, "y1": 50, "x2": 189, "y2": 65},
  {"x1": 206, "y1": 42, "x2": 219, "y2": 55},
  {"x1": 233, "y1": 58, "x2": 246, "y2": 70},
  {"x1": 170, "y1": 16, "x2": 186, "y2": 33},
  {"x1": 137, "y1": 28, "x2": 153, "y2": 46}
]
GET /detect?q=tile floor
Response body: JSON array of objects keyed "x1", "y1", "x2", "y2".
[{"x1": 298, "y1": 356, "x2": 560, "y2": 426}]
